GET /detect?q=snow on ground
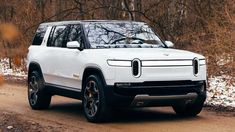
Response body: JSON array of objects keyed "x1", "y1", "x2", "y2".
[
  {"x1": 206, "y1": 76, "x2": 235, "y2": 107},
  {"x1": 0, "y1": 58, "x2": 26, "y2": 77},
  {"x1": 0, "y1": 58, "x2": 235, "y2": 108}
]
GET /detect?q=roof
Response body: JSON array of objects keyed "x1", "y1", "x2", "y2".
[{"x1": 40, "y1": 20, "x2": 145, "y2": 26}]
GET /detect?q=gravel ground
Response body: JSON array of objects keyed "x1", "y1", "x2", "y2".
[{"x1": 0, "y1": 83, "x2": 235, "y2": 132}]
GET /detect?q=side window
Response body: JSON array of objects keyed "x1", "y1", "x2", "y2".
[
  {"x1": 32, "y1": 25, "x2": 47, "y2": 45},
  {"x1": 48, "y1": 25, "x2": 69, "y2": 47},
  {"x1": 67, "y1": 24, "x2": 84, "y2": 47}
]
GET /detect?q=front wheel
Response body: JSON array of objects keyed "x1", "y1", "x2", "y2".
[
  {"x1": 82, "y1": 74, "x2": 112, "y2": 122},
  {"x1": 172, "y1": 98, "x2": 205, "y2": 116},
  {"x1": 28, "y1": 71, "x2": 51, "y2": 110}
]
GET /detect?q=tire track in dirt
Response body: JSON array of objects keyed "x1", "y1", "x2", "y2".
[{"x1": 0, "y1": 83, "x2": 235, "y2": 132}]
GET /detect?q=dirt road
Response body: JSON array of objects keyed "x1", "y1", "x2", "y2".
[{"x1": 0, "y1": 83, "x2": 235, "y2": 132}]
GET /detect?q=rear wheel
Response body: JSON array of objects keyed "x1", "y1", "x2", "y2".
[
  {"x1": 28, "y1": 71, "x2": 51, "y2": 110},
  {"x1": 82, "y1": 74, "x2": 112, "y2": 122}
]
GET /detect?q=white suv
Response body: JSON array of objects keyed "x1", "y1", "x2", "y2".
[{"x1": 27, "y1": 20, "x2": 207, "y2": 122}]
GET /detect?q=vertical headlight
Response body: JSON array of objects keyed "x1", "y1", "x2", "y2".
[
  {"x1": 193, "y1": 58, "x2": 199, "y2": 76},
  {"x1": 132, "y1": 59, "x2": 141, "y2": 78}
]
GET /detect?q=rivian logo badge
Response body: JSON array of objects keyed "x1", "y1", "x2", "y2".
[{"x1": 163, "y1": 53, "x2": 169, "y2": 56}]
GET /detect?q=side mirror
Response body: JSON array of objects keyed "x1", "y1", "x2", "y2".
[
  {"x1": 67, "y1": 41, "x2": 82, "y2": 50},
  {"x1": 165, "y1": 41, "x2": 174, "y2": 48}
]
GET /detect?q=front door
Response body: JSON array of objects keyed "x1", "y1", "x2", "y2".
[{"x1": 43, "y1": 24, "x2": 85, "y2": 91}]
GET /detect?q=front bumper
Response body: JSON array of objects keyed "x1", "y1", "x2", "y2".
[{"x1": 104, "y1": 80, "x2": 206, "y2": 107}]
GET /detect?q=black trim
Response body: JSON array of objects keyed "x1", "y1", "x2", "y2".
[
  {"x1": 45, "y1": 83, "x2": 82, "y2": 99},
  {"x1": 113, "y1": 81, "x2": 205, "y2": 96},
  {"x1": 28, "y1": 62, "x2": 44, "y2": 81},
  {"x1": 81, "y1": 24, "x2": 91, "y2": 49},
  {"x1": 47, "y1": 26, "x2": 55, "y2": 47},
  {"x1": 82, "y1": 67, "x2": 107, "y2": 85},
  {"x1": 104, "y1": 81, "x2": 206, "y2": 107},
  {"x1": 43, "y1": 80, "x2": 206, "y2": 107}
]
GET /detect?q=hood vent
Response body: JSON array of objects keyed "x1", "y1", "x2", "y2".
[{"x1": 132, "y1": 59, "x2": 141, "y2": 78}]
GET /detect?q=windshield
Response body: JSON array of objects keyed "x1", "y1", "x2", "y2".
[{"x1": 84, "y1": 22, "x2": 165, "y2": 49}]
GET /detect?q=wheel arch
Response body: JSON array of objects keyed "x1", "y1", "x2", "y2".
[
  {"x1": 82, "y1": 67, "x2": 107, "y2": 88},
  {"x1": 28, "y1": 62, "x2": 44, "y2": 83}
]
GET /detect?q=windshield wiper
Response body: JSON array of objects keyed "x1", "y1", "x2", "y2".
[{"x1": 111, "y1": 37, "x2": 145, "y2": 44}]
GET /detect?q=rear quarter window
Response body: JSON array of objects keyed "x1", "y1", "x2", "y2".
[{"x1": 32, "y1": 25, "x2": 47, "y2": 45}]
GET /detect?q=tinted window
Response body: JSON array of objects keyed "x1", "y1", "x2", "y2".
[
  {"x1": 48, "y1": 25, "x2": 69, "y2": 47},
  {"x1": 32, "y1": 25, "x2": 47, "y2": 45},
  {"x1": 67, "y1": 24, "x2": 84, "y2": 47}
]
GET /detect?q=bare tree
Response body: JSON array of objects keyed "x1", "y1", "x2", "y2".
[
  {"x1": 35, "y1": 0, "x2": 47, "y2": 21},
  {"x1": 0, "y1": 0, "x2": 234, "y2": 79}
]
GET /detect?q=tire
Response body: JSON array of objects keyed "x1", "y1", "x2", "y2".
[
  {"x1": 28, "y1": 71, "x2": 51, "y2": 110},
  {"x1": 172, "y1": 97, "x2": 204, "y2": 116},
  {"x1": 82, "y1": 74, "x2": 112, "y2": 123}
]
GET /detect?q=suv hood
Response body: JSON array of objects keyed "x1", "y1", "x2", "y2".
[{"x1": 90, "y1": 48, "x2": 205, "y2": 60}]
